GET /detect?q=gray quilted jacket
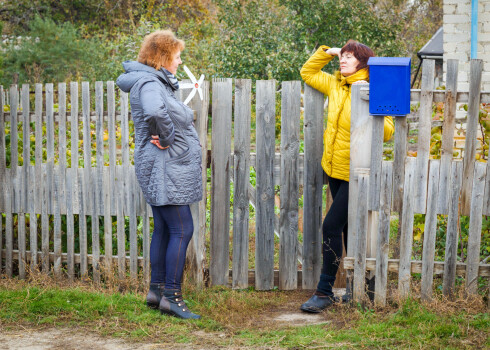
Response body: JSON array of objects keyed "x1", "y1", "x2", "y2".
[{"x1": 116, "y1": 61, "x2": 202, "y2": 206}]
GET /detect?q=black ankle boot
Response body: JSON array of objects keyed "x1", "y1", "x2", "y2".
[
  {"x1": 159, "y1": 289, "x2": 201, "y2": 319},
  {"x1": 146, "y1": 283, "x2": 165, "y2": 309},
  {"x1": 300, "y1": 293, "x2": 337, "y2": 313},
  {"x1": 300, "y1": 274, "x2": 337, "y2": 313}
]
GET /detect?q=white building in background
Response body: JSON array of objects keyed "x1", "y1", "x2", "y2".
[{"x1": 443, "y1": 0, "x2": 490, "y2": 91}]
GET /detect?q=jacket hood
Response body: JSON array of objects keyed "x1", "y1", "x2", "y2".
[{"x1": 116, "y1": 61, "x2": 171, "y2": 93}]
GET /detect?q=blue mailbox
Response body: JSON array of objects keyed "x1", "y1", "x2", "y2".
[{"x1": 367, "y1": 57, "x2": 411, "y2": 116}]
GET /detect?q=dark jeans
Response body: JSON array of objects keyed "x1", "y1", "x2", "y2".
[
  {"x1": 150, "y1": 205, "x2": 194, "y2": 290},
  {"x1": 322, "y1": 175, "x2": 349, "y2": 277}
]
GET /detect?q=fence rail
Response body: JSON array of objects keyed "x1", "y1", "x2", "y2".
[{"x1": 1, "y1": 59, "x2": 489, "y2": 306}]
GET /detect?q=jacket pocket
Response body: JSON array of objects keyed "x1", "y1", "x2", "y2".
[{"x1": 164, "y1": 148, "x2": 202, "y2": 204}]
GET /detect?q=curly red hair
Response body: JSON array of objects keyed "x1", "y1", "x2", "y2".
[
  {"x1": 341, "y1": 40, "x2": 375, "y2": 71},
  {"x1": 137, "y1": 30, "x2": 185, "y2": 70}
]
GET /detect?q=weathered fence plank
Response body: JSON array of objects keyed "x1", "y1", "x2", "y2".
[
  {"x1": 187, "y1": 80, "x2": 210, "y2": 287},
  {"x1": 129, "y1": 172, "x2": 138, "y2": 280},
  {"x1": 66, "y1": 167, "x2": 75, "y2": 280},
  {"x1": 438, "y1": 59, "x2": 458, "y2": 214},
  {"x1": 302, "y1": 84, "x2": 324, "y2": 290},
  {"x1": 33, "y1": 84, "x2": 42, "y2": 270},
  {"x1": 466, "y1": 162, "x2": 486, "y2": 294},
  {"x1": 18, "y1": 84, "x2": 30, "y2": 278},
  {"x1": 106, "y1": 81, "x2": 116, "y2": 276},
  {"x1": 279, "y1": 81, "x2": 301, "y2": 290},
  {"x1": 484, "y1": 160, "x2": 490, "y2": 216},
  {"x1": 58, "y1": 83, "x2": 67, "y2": 214},
  {"x1": 414, "y1": 59, "x2": 435, "y2": 214},
  {"x1": 92, "y1": 81, "x2": 104, "y2": 283},
  {"x1": 353, "y1": 172, "x2": 369, "y2": 303},
  {"x1": 392, "y1": 116, "x2": 408, "y2": 213},
  {"x1": 443, "y1": 161, "x2": 463, "y2": 297},
  {"x1": 53, "y1": 168, "x2": 62, "y2": 277},
  {"x1": 461, "y1": 59, "x2": 483, "y2": 215},
  {"x1": 369, "y1": 115, "x2": 385, "y2": 211},
  {"x1": 0, "y1": 86, "x2": 4, "y2": 270},
  {"x1": 421, "y1": 160, "x2": 441, "y2": 301},
  {"x1": 9, "y1": 85, "x2": 18, "y2": 215},
  {"x1": 399, "y1": 157, "x2": 416, "y2": 297},
  {"x1": 255, "y1": 80, "x2": 276, "y2": 291},
  {"x1": 374, "y1": 161, "x2": 393, "y2": 306},
  {"x1": 210, "y1": 78, "x2": 233, "y2": 286},
  {"x1": 232, "y1": 79, "x2": 252, "y2": 289},
  {"x1": 81, "y1": 81, "x2": 91, "y2": 276}
]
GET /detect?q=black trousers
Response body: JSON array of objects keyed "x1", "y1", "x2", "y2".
[{"x1": 322, "y1": 175, "x2": 349, "y2": 277}]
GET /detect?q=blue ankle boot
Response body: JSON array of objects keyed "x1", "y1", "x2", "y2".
[
  {"x1": 146, "y1": 283, "x2": 165, "y2": 309},
  {"x1": 159, "y1": 289, "x2": 201, "y2": 319}
]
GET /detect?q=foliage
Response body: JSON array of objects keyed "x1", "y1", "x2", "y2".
[
  {"x1": 0, "y1": 16, "x2": 108, "y2": 85},
  {"x1": 211, "y1": 0, "x2": 407, "y2": 81}
]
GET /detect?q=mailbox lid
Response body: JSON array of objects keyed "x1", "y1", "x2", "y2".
[{"x1": 367, "y1": 57, "x2": 411, "y2": 67}]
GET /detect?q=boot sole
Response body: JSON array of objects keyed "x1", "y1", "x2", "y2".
[
  {"x1": 160, "y1": 308, "x2": 201, "y2": 320},
  {"x1": 300, "y1": 306, "x2": 322, "y2": 313},
  {"x1": 146, "y1": 301, "x2": 160, "y2": 310}
]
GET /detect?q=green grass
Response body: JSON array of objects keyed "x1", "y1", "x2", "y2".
[{"x1": 1, "y1": 279, "x2": 489, "y2": 349}]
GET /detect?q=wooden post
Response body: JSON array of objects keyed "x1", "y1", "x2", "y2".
[
  {"x1": 461, "y1": 59, "x2": 483, "y2": 215},
  {"x1": 81, "y1": 81, "x2": 91, "y2": 277},
  {"x1": 421, "y1": 160, "x2": 440, "y2": 301},
  {"x1": 106, "y1": 81, "x2": 117, "y2": 278},
  {"x1": 210, "y1": 78, "x2": 232, "y2": 286},
  {"x1": 302, "y1": 84, "x2": 324, "y2": 289},
  {"x1": 466, "y1": 162, "x2": 486, "y2": 294},
  {"x1": 255, "y1": 80, "x2": 276, "y2": 291},
  {"x1": 33, "y1": 84, "x2": 43, "y2": 271},
  {"x1": 348, "y1": 84, "x2": 378, "y2": 299},
  {"x1": 353, "y1": 171, "x2": 369, "y2": 304},
  {"x1": 232, "y1": 79, "x2": 252, "y2": 289},
  {"x1": 374, "y1": 161, "x2": 393, "y2": 306},
  {"x1": 45, "y1": 83, "x2": 55, "y2": 273},
  {"x1": 186, "y1": 80, "x2": 210, "y2": 288},
  {"x1": 0, "y1": 86, "x2": 5, "y2": 272},
  {"x1": 392, "y1": 115, "x2": 408, "y2": 259},
  {"x1": 398, "y1": 157, "x2": 416, "y2": 298},
  {"x1": 414, "y1": 59, "x2": 435, "y2": 214},
  {"x1": 279, "y1": 81, "x2": 301, "y2": 290},
  {"x1": 19, "y1": 84, "x2": 30, "y2": 279},
  {"x1": 438, "y1": 59, "x2": 458, "y2": 214},
  {"x1": 442, "y1": 161, "x2": 463, "y2": 298}
]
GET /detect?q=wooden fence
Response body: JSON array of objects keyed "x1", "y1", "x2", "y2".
[
  {"x1": 0, "y1": 59, "x2": 489, "y2": 304},
  {"x1": 344, "y1": 59, "x2": 490, "y2": 305}
]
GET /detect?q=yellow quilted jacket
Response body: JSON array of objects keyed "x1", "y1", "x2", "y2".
[{"x1": 300, "y1": 46, "x2": 395, "y2": 182}]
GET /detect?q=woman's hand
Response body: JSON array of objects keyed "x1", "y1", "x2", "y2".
[
  {"x1": 352, "y1": 80, "x2": 369, "y2": 85},
  {"x1": 150, "y1": 135, "x2": 169, "y2": 149},
  {"x1": 325, "y1": 47, "x2": 341, "y2": 58}
]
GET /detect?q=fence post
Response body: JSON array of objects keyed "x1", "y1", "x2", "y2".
[
  {"x1": 302, "y1": 84, "x2": 324, "y2": 289},
  {"x1": 279, "y1": 81, "x2": 301, "y2": 290},
  {"x1": 347, "y1": 84, "x2": 377, "y2": 300},
  {"x1": 232, "y1": 79, "x2": 252, "y2": 289},
  {"x1": 461, "y1": 59, "x2": 483, "y2": 215},
  {"x1": 186, "y1": 80, "x2": 210, "y2": 288},
  {"x1": 210, "y1": 78, "x2": 233, "y2": 286},
  {"x1": 255, "y1": 80, "x2": 276, "y2": 290}
]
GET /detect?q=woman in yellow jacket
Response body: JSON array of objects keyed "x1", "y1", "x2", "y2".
[{"x1": 300, "y1": 40, "x2": 394, "y2": 313}]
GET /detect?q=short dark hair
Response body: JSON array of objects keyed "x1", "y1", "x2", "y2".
[{"x1": 340, "y1": 40, "x2": 375, "y2": 71}]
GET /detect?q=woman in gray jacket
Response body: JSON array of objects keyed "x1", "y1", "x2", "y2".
[{"x1": 117, "y1": 30, "x2": 202, "y2": 319}]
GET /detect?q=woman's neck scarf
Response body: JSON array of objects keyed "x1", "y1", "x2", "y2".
[{"x1": 161, "y1": 68, "x2": 180, "y2": 90}]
